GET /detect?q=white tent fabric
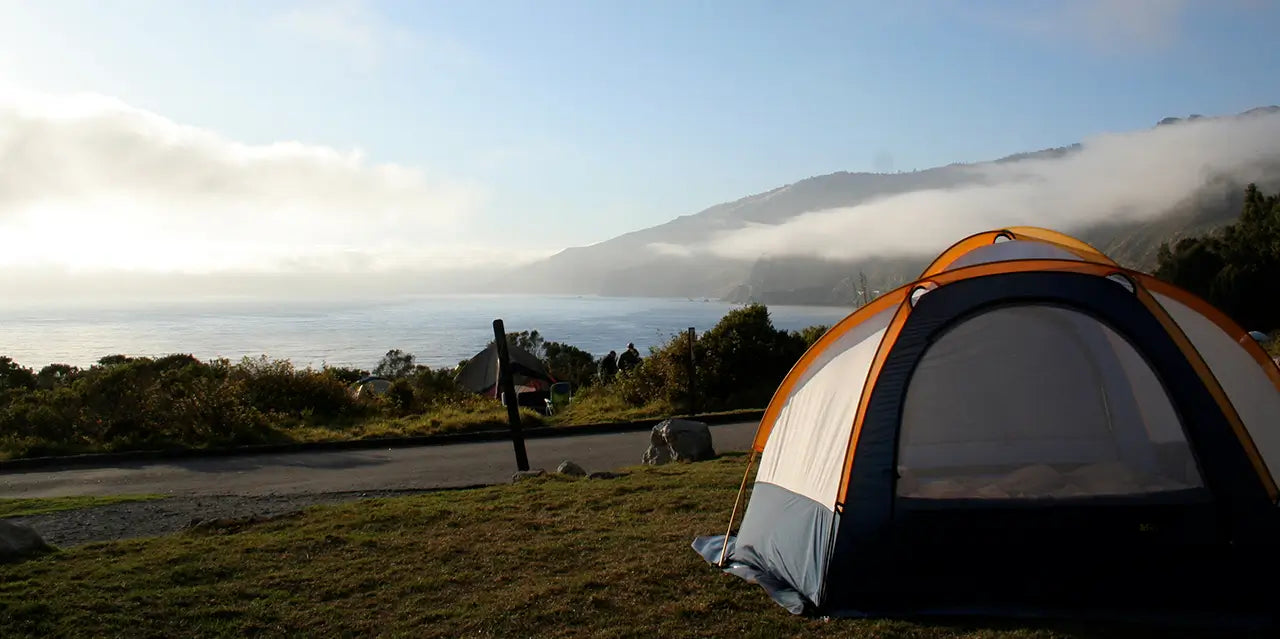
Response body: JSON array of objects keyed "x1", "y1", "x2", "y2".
[
  {"x1": 1153, "y1": 292, "x2": 1280, "y2": 488},
  {"x1": 755, "y1": 308, "x2": 894, "y2": 508}
]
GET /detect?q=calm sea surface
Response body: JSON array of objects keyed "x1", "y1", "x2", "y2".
[{"x1": 0, "y1": 295, "x2": 854, "y2": 370}]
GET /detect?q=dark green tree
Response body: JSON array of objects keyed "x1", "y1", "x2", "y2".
[
  {"x1": 694, "y1": 304, "x2": 808, "y2": 410},
  {"x1": 543, "y1": 341, "x2": 596, "y2": 387},
  {"x1": 0, "y1": 356, "x2": 36, "y2": 394},
  {"x1": 373, "y1": 349, "x2": 416, "y2": 379},
  {"x1": 1154, "y1": 183, "x2": 1280, "y2": 331},
  {"x1": 488, "y1": 330, "x2": 545, "y2": 358},
  {"x1": 36, "y1": 363, "x2": 80, "y2": 390}
]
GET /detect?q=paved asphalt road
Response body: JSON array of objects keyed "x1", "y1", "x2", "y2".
[{"x1": 0, "y1": 421, "x2": 759, "y2": 499}]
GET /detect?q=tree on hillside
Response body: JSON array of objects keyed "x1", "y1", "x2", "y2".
[
  {"x1": 374, "y1": 349, "x2": 416, "y2": 379},
  {"x1": 1155, "y1": 183, "x2": 1280, "y2": 331},
  {"x1": 543, "y1": 341, "x2": 595, "y2": 388},
  {"x1": 695, "y1": 304, "x2": 808, "y2": 410},
  {"x1": 792, "y1": 325, "x2": 830, "y2": 349},
  {"x1": 487, "y1": 330, "x2": 545, "y2": 358},
  {"x1": 36, "y1": 364, "x2": 80, "y2": 390},
  {"x1": 0, "y1": 357, "x2": 36, "y2": 394}
]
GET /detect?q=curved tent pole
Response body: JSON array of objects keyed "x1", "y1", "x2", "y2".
[{"x1": 718, "y1": 449, "x2": 758, "y2": 567}]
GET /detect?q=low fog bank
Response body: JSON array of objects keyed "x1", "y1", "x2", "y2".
[
  {"x1": 0, "y1": 266, "x2": 506, "y2": 311},
  {"x1": 701, "y1": 109, "x2": 1280, "y2": 262}
]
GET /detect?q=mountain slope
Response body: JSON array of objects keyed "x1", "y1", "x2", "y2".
[{"x1": 497, "y1": 107, "x2": 1280, "y2": 305}]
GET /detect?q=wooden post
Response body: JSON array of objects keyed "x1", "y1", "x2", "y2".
[
  {"x1": 687, "y1": 327, "x2": 697, "y2": 416},
  {"x1": 493, "y1": 319, "x2": 530, "y2": 472}
]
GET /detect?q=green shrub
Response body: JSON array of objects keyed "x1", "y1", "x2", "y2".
[
  {"x1": 408, "y1": 366, "x2": 467, "y2": 406},
  {"x1": 229, "y1": 356, "x2": 357, "y2": 420},
  {"x1": 691, "y1": 304, "x2": 807, "y2": 411},
  {"x1": 0, "y1": 303, "x2": 841, "y2": 459},
  {"x1": 1156, "y1": 184, "x2": 1280, "y2": 332},
  {"x1": 387, "y1": 378, "x2": 417, "y2": 416},
  {"x1": 543, "y1": 341, "x2": 597, "y2": 388}
]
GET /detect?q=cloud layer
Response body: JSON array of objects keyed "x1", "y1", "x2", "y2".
[
  {"x1": 0, "y1": 89, "x2": 489, "y2": 274},
  {"x1": 701, "y1": 110, "x2": 1280, "y2": 262}
]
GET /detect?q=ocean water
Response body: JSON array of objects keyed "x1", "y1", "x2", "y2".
[{"x1": 0, "y1": 294, "x2": 854, "y2": 371}]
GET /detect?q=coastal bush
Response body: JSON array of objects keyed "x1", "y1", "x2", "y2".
[
  {"x1": 386, "y1": 378, "x2": 417, "y2": 416},
  {"x1": 0, "y1": 304, "x2": 838, "y2": 460},
  {"x1": 408, "y1": 366, "x2": 469, "y2": 406},
  {"x1": 0, "y1": 357, "x2": 37, "y2": 397},
  {"x1": 373, "y1": 349, "x2": 416, "y2": 379},
  {"x1": 35, "y1": 364, "x2": 80, "y2": 390},
  {"x1": 229, "y1": 355, "x2": 357, "y2": 420},
  {"x1": 692, "y1": 304, "x2": 810, "y2": 411},
  {"x1": 543, "y1": 341, "x2": 597, "y2": 388},
  {"x1": 579, "y1": 304, "x2": 826, "y2": 413},
  {"x1": 1156, "y1": 183, "x2": 1280, "y2": 332},
  {"x1": 322, "y1": 365, "x2": 369, "y2": 385}
]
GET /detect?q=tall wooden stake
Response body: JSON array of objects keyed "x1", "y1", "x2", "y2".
[
  {"x1": 687, "y1": 326, "x2": 697, "y2": 416},
  {"x1": 493, "y1": 319, "x2": 530, "y2": 472}
]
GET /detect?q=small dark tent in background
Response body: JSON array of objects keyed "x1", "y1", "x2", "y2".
[
  {"x1": 349, "y1": 375, "x2": 393, "y2": 399},
  {"x1": 455, "y1": 342, "x2": 555, "y2": 409},
  {"x1": 694, "y1": 226, "x2": 1280, "y2": 625}
]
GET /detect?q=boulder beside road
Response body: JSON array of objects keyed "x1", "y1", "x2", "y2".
[
  {"x1": 643, "y1": 419, "x2": 716, "y2": 465},
  {"x1": 1, "y1": 520, "x2": 53, "y2": 563}
]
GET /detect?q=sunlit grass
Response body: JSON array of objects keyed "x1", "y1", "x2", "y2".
[{"x1": 0, "y1": 455, "x2": 1196, "y2": 638}]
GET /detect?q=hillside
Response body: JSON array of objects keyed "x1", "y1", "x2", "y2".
[{"x1": 496, "y1": 107, "x2": 1280, "y2": 306}]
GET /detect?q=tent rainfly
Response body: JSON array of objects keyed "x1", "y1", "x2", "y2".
[
  {"x1": 455, "y1": 341, "x2": 555, "y2": 396},
  {"x1": 693, "y1": 226, "x2": 1280, "y2": 623}
]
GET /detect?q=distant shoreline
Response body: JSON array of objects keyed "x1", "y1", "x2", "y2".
[{"x1": 0, "y1": 295, "x2": 854, "y2": 371}]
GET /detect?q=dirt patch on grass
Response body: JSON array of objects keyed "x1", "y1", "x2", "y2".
[{"x1": 6, "y1": 489, "x2": 445, "y2": 548}]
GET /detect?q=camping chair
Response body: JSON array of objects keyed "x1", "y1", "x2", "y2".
[{"x1": 545, "y1": 382, "x2": 573, "y2": 415}]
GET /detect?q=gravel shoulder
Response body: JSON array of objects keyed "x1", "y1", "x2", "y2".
[{"x1": 5, "y1": 489, "x2": 454, "y2": 548}]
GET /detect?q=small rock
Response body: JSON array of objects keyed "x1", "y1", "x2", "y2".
[
  {"x1": 0, "y1": 520, "x2": 53, "y2": 563},
  {"x1": 587, "y1": 471, "x2": 621, "y2": 480},
  {"x1": 642, "y1": 418, "x2": 716, "y2": 465},
  {"x1": 556, "y1": 461, "x2": 587, "y2": 477},
  {"x1": 512, "y1": 469, "x2": 547, "y2": 482}
]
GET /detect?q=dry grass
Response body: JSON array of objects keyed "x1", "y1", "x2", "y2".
[
  {"x1": 0, "y1": 455, "x2": 1248, "y2": 638},
  {"x1": 282, "y1": 402, "x2": 549, "y2": 444}
]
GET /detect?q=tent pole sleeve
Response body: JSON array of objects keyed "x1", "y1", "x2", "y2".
[{"x1": 718, "y1": 449, "x2": 757, "y2": 567}]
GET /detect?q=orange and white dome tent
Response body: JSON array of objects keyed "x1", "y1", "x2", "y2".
[{"x1": 693, "y1": 227, "x2": 1280, "y2": 622}]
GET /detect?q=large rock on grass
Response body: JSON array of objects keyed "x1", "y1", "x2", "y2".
[
  {"x1": 643, "y1": 419, "x2": 716, "y2": 465},
  {"x1": 556, "y1": 461, "x2": 587, "y2": 477},
  {"x1": 0, "y1": 520, "x2": 52, "y2": 563}
]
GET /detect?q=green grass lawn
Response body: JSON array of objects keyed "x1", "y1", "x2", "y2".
[
  {"x1": 0, "y1": 494, "x2": 166, "y2": 519},
  {"x1": 0, "y1": 455, "x2": 1238, "y2": 638}
]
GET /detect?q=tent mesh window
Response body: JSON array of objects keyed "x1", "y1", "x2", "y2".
[{"x1": 895, "y1": 304, "x2": 1204, "y2": 500}]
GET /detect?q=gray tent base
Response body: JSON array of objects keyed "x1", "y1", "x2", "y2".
[{"x1": 690, "y1": 535, "x2": 810, "y2": 615}]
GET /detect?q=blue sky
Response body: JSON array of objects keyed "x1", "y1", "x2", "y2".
[{"x1": 0, "y1": 0, "x2": 1277, "y2": 270}]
